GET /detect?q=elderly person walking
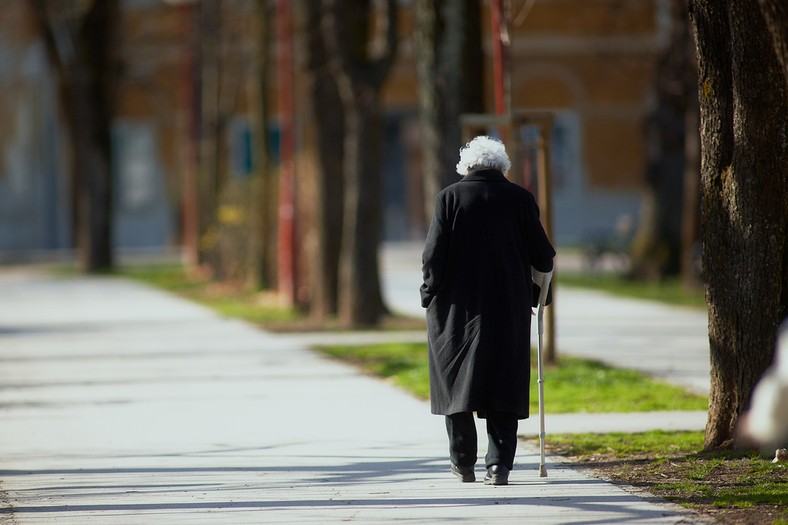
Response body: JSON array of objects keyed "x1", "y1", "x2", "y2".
[{"x1": 420, "y1": 136, "x2": 555, "y2": 485}]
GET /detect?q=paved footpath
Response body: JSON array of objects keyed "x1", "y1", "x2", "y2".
[{"x1": 0, "y1": 265, "x2": 705, "y2": 524}]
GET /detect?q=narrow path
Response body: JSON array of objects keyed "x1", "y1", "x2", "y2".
[{"x1": 0, "y1": 269, "x2": 699, "y2": 523}]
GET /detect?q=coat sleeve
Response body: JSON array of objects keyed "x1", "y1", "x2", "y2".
[
  {"x1": 525, "y1": 194, "x2": 556, "y2": 273},
  {"x1": 420, "y1": 195, "x2": 450, "y2": 308}
]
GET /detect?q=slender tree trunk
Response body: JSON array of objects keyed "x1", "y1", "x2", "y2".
[
  {"x1": 30, "y1": 0, "x2": 119, "y2": 273},
  {"x1": 321, "y1": 0, "x2": 397, "y2": 327},
  {"x1": 252, "y1": 0, "x2": 276, "y2": 290},
  {"x1": 72, "y1": 71, "x2": 114, "y2": 272},
  {"x1": 305, "y1": 0, "x2": 344, "y2": 321},
  {"x1": 337, "y1": 98, "x2": 386, "y2": 326},
  {"x1": 630, "y1": 0, "x2": 693, "y2": 281},
  {"x1": 680, "y1": 96, "x2": 701, "y2": 289},
  {"x1": 689, "y1": 0, "x2": 788, "y2": 450},
  {"x1": 415, "y1": 0, "x2": 483, "y2": 222},
  {"x1": 414, "y1": 0, "x2": 440, "y2": 220},
  {"x1": 198, "y1": 0, "x2": 221, "y2": 267}
]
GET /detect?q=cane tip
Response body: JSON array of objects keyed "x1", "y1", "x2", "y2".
[{"x1": 539, "y1": 465, "x2": 548, "y2": 477}]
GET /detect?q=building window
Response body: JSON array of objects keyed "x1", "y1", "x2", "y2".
[{"x1": 516, "y1": 111, "x2": 581, "y2": 196}]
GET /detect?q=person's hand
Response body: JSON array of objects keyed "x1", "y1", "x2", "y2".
[{"x1": 531, "y1": 267, "x2": 553, "y2": 306}]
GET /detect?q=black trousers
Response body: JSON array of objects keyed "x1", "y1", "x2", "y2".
[{"x1": 445, "y1": 411, "x2": 519, "y2": 470}]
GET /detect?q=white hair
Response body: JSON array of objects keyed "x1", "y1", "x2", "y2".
[{"x1": 455, "y1": 136, "x2": 511, "y2": 176}]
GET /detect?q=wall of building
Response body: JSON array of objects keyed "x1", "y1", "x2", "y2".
[
  {"x1": 0, "y1": 0, "x2": 667, "y2": 256},
  {"x1": 381, "y1": 0, "x2": 665, "y2": 244}
]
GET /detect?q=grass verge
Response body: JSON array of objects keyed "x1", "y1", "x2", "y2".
[
  {"x1": 560, "y1": 273, "x2": 706, "y2": 309},
  {"x1": 118, "y1": 264, "x2": 302, "y2": 324},
  {"x1": 315, "y1": 342, "x2": 707, "y2": 413},
  {"x1": 527, "y1": 431, "x2": 788, "y2": 525},
  {"x1": 115, "y1": 264, "x2": 425, "y2": 331}
]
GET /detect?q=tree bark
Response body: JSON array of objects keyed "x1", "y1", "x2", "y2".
[
  {"x1": 414, "y1": 0, "x2": 440, "y2": 221},
  {"x1": 680, "y1": 95, "x2": 701, "y2": 290},
  {"x1": 630, "y1": 0, "x2": 694, "y2": 281},
  {"x1": 321, "y1": 0, "x2": 397, "y2": 327},
  {"x1": 415, "y1": 0, "x2": 483, "y2": 223},
  {"x1": 757, "y1": 0, "x2": 788, "y2": 332},
  {"x1": 758, "y1": 0, "x2": 788, "y2": 88},
  {"x1": 337, "y1": 98, "x2": 387, "y2": 326},
  {"x1": 197, "y1": 0, "x2": 222, "y2": 269},
  {"x1": 305, "y1": 0, "x2": 345, "y2": 321},
  {"x1": 689, "y1": 0, "x2": 788, "y2": 449},
  {"x1": 30, "y1": 0, "x2": 119, "y2": 273},
  {"x1": 252, "y1": 0, "x2": 276, "y2": 290}
]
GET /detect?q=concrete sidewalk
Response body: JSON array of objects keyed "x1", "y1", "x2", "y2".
[{"x1": 0, "y1": 268, "x2": 703, "y2": 524}]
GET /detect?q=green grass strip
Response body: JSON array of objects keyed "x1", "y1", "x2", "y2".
[
  {"x1": 316, "y1": 342, "x2": 708, "y2": 413},
  {"x1": 545, "y1": 430, "x2": 705, "y2": 457},
  {"x1": 560, "y1": 273, "x2": 706, "y2": 309},
  {"x1": 545, "y1": 432, "x2": 788, "y2": 515},
  {"x1": 116, "y1": 265, "x2": 301, "y2": 324}
]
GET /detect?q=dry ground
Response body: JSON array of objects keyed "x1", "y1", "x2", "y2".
[{"x1": 540, "y1": 441, "x2": 788, "y2": 525}]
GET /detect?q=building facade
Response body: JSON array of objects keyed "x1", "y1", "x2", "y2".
[{"x1": 0, "y1": 0, "x2": 668, "y2": 258}]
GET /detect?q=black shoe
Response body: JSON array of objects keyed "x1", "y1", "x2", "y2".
[
  {"x1": 484, "y1": 465, "x2": 510, "y2": 485},
  {"x1": 451, "y1": 464, "x2": 476, "y2": 482}
]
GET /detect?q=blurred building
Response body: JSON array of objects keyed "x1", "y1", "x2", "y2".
[
  {"x1": 0, "y1": 0, "x2": 668, "y2": 260},
  {"x1": 0, "y1": 1, "x2": 70, "y2": 259},
  {"x1": 382, "y1": 0, "x2": 667, "y2": 243}
]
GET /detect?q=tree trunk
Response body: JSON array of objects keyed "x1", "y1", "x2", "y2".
[
  {"x1": 305, "y1": 0, "x2": 345, "y2": 321},
  {"x1": 30, "y1": 0, "x2": 119, "y2": 273},
  {"x1": 197, "y1": 0, "x2": 219, "y2": 267},
  {"x1": 415, "y1": 0, "x2": 483, "y2": 222},
  {"x1": 321, "y1": 0, "x2": 397, "y2": 327},
  {"x1": 680, "y1": 95, "x2": 701, "y2": 290},
  {"x1": 630, "y1": 0, "x2": 694, "y2": 281},
  {"x1": 71, "y1": 71, "x2": 114, "y2": 272},
  {"x1": 251, "y1": 0, "x2": 276, "y2": 290},
  {"x1": 414, "y1": 0, "x2": 440, "y2": 220},
  {"x1": 689, "y1": 0, "x2": 788, "y2": 450},
  {"x1": 337, "y1": 98, "x2": 386, "y2": 326}
]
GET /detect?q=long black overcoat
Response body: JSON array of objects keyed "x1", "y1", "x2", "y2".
[{"x1": 420, "y1": 168, "x2": 555, "y2": 419}]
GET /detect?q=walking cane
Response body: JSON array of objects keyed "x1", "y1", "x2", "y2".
[
  {"x1": 532, "y1": 268, "x2": 553, "y2": 478},
  {"x1": 536, "y1": 300, "x2": 548, "y2": 477}
]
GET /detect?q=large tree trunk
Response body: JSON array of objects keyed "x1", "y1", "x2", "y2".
[
  {"x1": 31, "y1": 0, "x2": 119, "y2": 273},
  {"x1": 689, "y1": 0, "x2": 788, "y2": 450},
  {"x1": 415, "y1": 0, "x2": 483, "y2": 222},
  {"x1": 322, "y1": 0, "x2": 397, "y2": 327}
]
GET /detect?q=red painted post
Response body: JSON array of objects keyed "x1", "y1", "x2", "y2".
[
  {"x1": 177, "y1": 3, "x2": 199, "y2": 266},
  {"x1": 276, "y1": 0, "x2": 297, "y2": 306},
  {"x1": 490, "y1": 0, "x2": 509, "y2": 117}
]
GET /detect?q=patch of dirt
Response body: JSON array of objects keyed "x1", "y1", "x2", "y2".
[{"x1": 543, "y1": 443, "x2": 788, "y2": 525}]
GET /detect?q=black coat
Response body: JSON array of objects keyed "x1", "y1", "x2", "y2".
[{"x1": 420, "y1": 169, "x2": 555, "y2": 419}]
